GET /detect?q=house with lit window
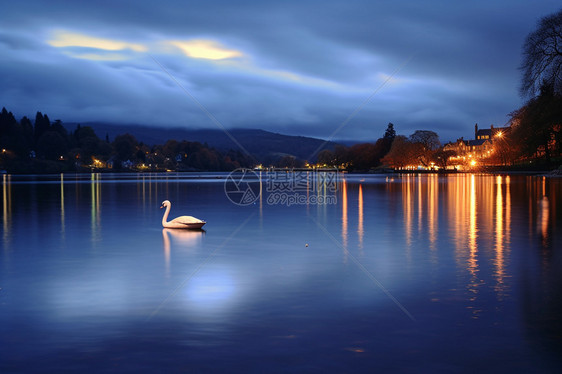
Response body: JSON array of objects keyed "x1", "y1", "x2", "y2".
[
  {"x1": 444, "y1": 123, "x2": 512, "y2": 166},
  {"x1": 475, "y1": 123, "x2": 510, "y2": 141},
  {"x1": 444, "y1": 136, "x2": 492, "y2": 159}
]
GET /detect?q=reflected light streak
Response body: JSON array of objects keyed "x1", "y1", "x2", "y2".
[
  {"x1": 467, "y1": 174, "x2": 481, "y2": 317},
  {"x1": 418, "y1": 174, "x2": 422, "y2": 233},
  {"x1": 316, "y1": 172, "x2": 328, "y2": 222},
  {"x1": 428, "y1": 174, "x2": 437, "y2": 252},
  {"x1": 404, "y1": 175, "x2": 412, "y2": 249},
  {"x1": 91, "y1": 173, "x2": 101, "y2": 242},
  {"x1": 469, "y1": 175, "x2": 478, "y2": 269},
  {"x1": 60, "y1": 173, "x2": 65, "y2": 236},
  {"x1": 538, "y1": 176, "x2": 549, "y2": 244},
  {"x1": 538, "y1": 196, "x2": 549, "y2": 243},
  {"x1": 506, "y1": 176, "x2": 511, "y2": 246},
  {"x1": 342, "y1": 179, "x2": 348, "y2": 261},
  {"x1": 494, "y1": 176, "x2": 505, "y2": 295},
  {"x1": 2, "y1": 174, "x2": 11, "y2": 247},
  {"x1": 259, "y1": 171, "x2": 263, "y2": 225},
  {"x1": 451, "y1": 175, "x2": 465, "y2": 268},
  {"x1": 141, "y1": 174, "x2": 146, "y2": 206},
  {"x1": 358, "y1": 184, "x2": 364, "y2": 252}
]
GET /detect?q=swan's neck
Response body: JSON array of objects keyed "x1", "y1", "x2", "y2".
[{"x1": 162, "y1": 204, "x2": 171, "y2": 226}]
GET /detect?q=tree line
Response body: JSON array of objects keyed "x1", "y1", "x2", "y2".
[
  {"x1": 0, "y1": 109, "x2": 439, "y2": 173},
  {"x1": 0, "y1": 108, "x2": 254, "y2": 173}
]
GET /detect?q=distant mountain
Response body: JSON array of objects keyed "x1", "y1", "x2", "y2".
[{"x1": 65, "y1": 123, "x2": 340, "y2": 161}]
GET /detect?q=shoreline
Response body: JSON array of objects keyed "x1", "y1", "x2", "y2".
[{"x1": 2, "y1": 168, "x2": 561, "y2": 177}]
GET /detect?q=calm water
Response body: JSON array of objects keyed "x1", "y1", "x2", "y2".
[{"x1": 1, "y1": 172, "x2": 561, "y2": 373}]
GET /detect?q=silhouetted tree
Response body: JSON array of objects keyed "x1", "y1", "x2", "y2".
[
  {"x1": 431, "y1": 148, "x2": 457, "y2": 168},
  {"x1": 20, "y1": 116, "x2": 34, "y2": 152},
  {"x1": 382, "y1": 136, "x2": 424, "y2": 168},
  {"x1": 520, "y1": 9, "x2": 562, "y2": 97},
  {"x1": 348, "y1": 143, "x2": 379, "y2": 170},
  {"x1": 409, "y1": 130, "x2": 440, "y2": 167},
  {"x1": 70, "y1": 124, "x2": 108, "y2": 164},
  {"x1": 384, "y1": 122, "x2": 396, "y2": 140},
  {"x1": 34, "y1": 112, "x2": 51, "y2": 145},
  {"x1": 112, "y1": 133, "x2": 138, "y2": 163},
  {"x1": 37, "y1": 131, "x2": 68, "y2": 160},
  {"x1": 410, "y1": 130, "x2": 440, "y2": 151},
  {"x1": 317, "y1": 149, "x2": 335, "y2": 166},
  {"x1": 0, "y1": 108, "x2": 25, "y2": 156},
  {"x1": 511, "y1": 83, "x2": 562, "y2": 163}
]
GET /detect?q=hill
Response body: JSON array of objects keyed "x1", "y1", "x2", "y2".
[{"x1": 68, "y1": 123, "x2": 340, "y2": 161}]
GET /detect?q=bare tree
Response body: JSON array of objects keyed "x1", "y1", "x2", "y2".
[
  {"x1": 520, "y1": 9, "x2": 562, "y2": 97},
  {"x1": 410, "y1": 130, "x2": 440, "y2": 150}
]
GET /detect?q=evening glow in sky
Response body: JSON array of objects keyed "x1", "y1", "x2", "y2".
[{"x1": 0, "y1": 0, "x2": 560, "y2": 141}]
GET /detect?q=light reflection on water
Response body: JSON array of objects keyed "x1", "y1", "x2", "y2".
[{"x1": 0, "y1": 172, "x2": 561, "y2": 372}]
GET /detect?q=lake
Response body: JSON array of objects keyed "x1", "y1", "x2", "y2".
[{"x1": 1, "y1": 171, "x2": 561, "y2": 373}]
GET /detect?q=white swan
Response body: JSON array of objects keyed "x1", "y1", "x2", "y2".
[{"x1": 160, "y1": 200, "x2": 206, "y2": 229}]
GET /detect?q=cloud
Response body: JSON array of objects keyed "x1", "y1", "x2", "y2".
[
  {"x1": 168, "y1": 39, "x2": 243, "y2": 60},
  {"x1": 48, "y1": 31, "x2": 147, "y2": 52},
  {"x1": 1, "y1": 0, "x2": 561, "y2": 143}
]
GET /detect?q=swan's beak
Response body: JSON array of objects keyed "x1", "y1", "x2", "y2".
[{"x1": 160, "y1": 205, "x2": 164, "y2": 209}]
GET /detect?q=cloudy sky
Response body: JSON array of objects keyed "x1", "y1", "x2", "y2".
[{"x1": 1, "y1": 1, "x2": 560, "y2": 142}]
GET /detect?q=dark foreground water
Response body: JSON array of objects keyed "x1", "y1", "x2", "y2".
[{"x1": 1, "y1": 172, "x2": 561, "y2": 373}]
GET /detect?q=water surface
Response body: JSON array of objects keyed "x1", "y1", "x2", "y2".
[{"x1": 1, "y1": 172, "x2": 561, "y2": 373}]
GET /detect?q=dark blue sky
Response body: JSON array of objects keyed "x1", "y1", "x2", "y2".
[{"x1": 1, "y1": 0, "x2": 560, "y2": 142}]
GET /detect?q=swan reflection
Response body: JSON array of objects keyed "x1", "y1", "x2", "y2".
[{"x1": 162, "y1": 228, "x2": 205, "y2": 276}]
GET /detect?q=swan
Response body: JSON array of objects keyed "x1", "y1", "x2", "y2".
[{"x1": 160, "y1": 200, "x2": 206, "y2": 229}]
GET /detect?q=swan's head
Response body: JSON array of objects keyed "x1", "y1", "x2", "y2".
[{"x1": 160, "y1": 200, "x2": 171, "y2": 209}]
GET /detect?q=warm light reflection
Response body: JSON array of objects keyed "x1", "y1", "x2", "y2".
[
  {"x1": 467, "y1": 174, "x2": 481, "y2": 317},
  {"x1": 451, "y1": 175, "x2": 469, "y2": 268},
  {"x1": 341, "y1": 179, "x2": 348, "y2": 261},
  {"x1": 315, "y1": 171, "x2": 328, "y2": 222},
  {"x1": 358, "y1": 184, "x2": 364, "y2": 252},
  {"x1": 169, "y1": 39, "x2": 243, "y2": 60},
  {"x1": 403, "y1": 175, "x2": 413, "y2": 249},
  {"x1": 259, "y1": 170, "x2": 264, "y2": 224},
  {"x1": 91, "y1": 173, "x2": 101, "y2": 242},
  {"x1": 537, "y1": 177, "x2": 549, "y2": 245},
  {"x1": 505, "y1": 176, "x2": 511, "y2": 248},
  {"x1": 538, "y1": 196, "x2": 549, "y2": 243},
  {"x1": 418, "y1": 174, "x2": 422, "y2": 233},
  {"x1": 494, "y1": 175, "x2": 507, "y2": 297},
  {"x1": 60, "y1": 173, "x2": 65, "y2": 236},
  {"x1": 2, "y1": 174, "x2": 11, "y2": 247},
  {"x1": 428, "y1": 174, "x2": 438, "y2": 252}
]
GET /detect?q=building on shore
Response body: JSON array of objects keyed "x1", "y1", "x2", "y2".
[{"x1": 443, "y1": 123, "x2": 511, "y2": 168}]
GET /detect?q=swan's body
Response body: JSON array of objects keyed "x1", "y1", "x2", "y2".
[{"x1": 161, "y1": 200, "x2": 206, "y2": 229}]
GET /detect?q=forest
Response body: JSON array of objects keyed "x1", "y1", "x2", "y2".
[{"x1": 0, "y1": 108, "x2": 255, "y2": 173}]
